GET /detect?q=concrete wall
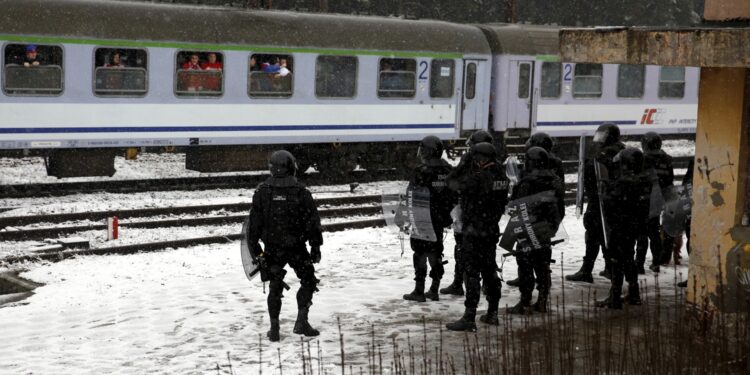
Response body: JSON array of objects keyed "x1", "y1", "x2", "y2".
[
  {"x1": 704, "y1": 0, "x2": 750, "y2": 21},
  {"x1": 689, "y1": 68, "x2": 750, "y2": 310}
]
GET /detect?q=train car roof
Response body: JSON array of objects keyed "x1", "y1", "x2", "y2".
[
  {"x1": 0, "y1": 0, "x2": 491, "y2": 57},
  {"x1": 477, "y1": 23, "x2": 560, "y2": 56}
]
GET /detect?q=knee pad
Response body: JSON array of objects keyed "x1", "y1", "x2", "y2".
[{"x1": 429, "y1": 266, "x2": 444, "y2": 280}]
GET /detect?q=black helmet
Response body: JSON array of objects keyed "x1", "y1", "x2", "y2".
[
  {"x1": 471, "y1": 142, "x2": 496, "y2": 164},
  {"x1": 614, "y1": 147, "x2": 644, "y2": 174},
  {"x1": 417, "y1": 135, "x2": 444, "y2": 161},
  {"x1": 641, "y1": 131, "x2": 662, "y2": 152},
  {"x1": 466, "y1": 130, "x2": 493, "y2": 147},
  {"x1": 525, "y1": 132, "x2": 554, "y2": 153},
  {"x1": 525, "y1": 146, "x2": 550, "y2": 172},
  {"x1": 268, "y1": 150, "x2": 297, "y2": 177},
  {"x1": 593, "y1": 123, "x2": 621, "y2": 145}
]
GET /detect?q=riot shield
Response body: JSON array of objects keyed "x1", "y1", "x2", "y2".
[
  {"x1": 594, "y1": 160, "x2": 612, "y2": 249},
  {"x1": 381, "y1": 185, "x2": 408, "y2": 233},
  {"x1": 499, "y1": 190, "x2": 561, "y2": 252},
  {"x1": 505, "y1": 156, "x2": 521, "y2": 186},
  {"x1": 381, "y1": 185, "x2": 437, "y2": 241},
  {"x1": 648, "y1": 179, "x2": 666, "y2": 219},
  {"x1": 240, "y1": 215, "x2": 261, "y2": 282},
  {"x1": 661, "y1": 184, "x2": 692, "y2": 237},
  {"x1": 575, "y1": 135, "x2": 586, "y2": 218}
]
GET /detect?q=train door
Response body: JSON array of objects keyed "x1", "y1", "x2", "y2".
[
  {"x1": 508, "y1": 60, "x2": 534, "y2": 130},
  {"x1": 460, "y1": 59, "x2": 487, "y2": 132}
]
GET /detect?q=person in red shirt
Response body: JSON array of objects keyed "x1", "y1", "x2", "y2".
[
  {"x1": 200, "y1": 53, "x2": 222, "y2": 70},
  {"x1": 181, "y1": 53, "x2": 202, "y2": 70}
]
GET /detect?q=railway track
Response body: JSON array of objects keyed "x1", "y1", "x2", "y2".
[
  {"x1": 0, "y1": 156, "x2": 694, "y2": 199},
  {"x1": 0, "y1": 169, "x2": 403, "y2": 199}
]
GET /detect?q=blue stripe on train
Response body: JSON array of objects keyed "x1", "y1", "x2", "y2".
[
  {"x1": 0, "y1": 123, "x2": 455, "y2": 134},
  {"x1": 536, "y1": 121, "x2": 637, "y2": 126}
]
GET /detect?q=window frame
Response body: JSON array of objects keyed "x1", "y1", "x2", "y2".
[
  {"x1": 572, "y1": 63, "x2": 603, "y2": 99},
  {"x1": 429, "y1": 58, "x2": 455, "y2": 99},
  {"x1": 2, "y1": 42, "x2": 65, "y2": 97},
  {"x1": 465, "y1": 62, "x2": 477, "y2": 100},
  {"x1": 92, "y1": 46, "x2": 149, "y2": 98},
  {"x1": 247, "y1": 52, "x2": 295, "y2": 99},
  {"x1": 173, "y1": 50, "x2": 225, "y2": 99},
  {"x1": 314, "y1": 55, "x2": 358, "y2": 100},
  {"x1": 377, "y1": 57, "x2": 417, "y2": 100},
  {"x1": 540, "y1": 62, "x2": 562, "y2": 99},
  {"x1": 616, "y1": 64, "x2": 646, "y2": 99},
  {"x1": 658, "y1": 66, "x2": 686, "y2": 99}
]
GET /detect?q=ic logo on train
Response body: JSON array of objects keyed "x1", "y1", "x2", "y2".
[{"x1": 640, "y1": 108, "x2": 666, "y2": 125}]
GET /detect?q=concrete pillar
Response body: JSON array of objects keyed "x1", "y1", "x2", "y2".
[{"x1": 688, "y1": 67, "x2": 750, "y2": 311}]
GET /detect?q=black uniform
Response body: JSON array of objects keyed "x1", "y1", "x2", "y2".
[
  {"x1": 445, "y1": 142, "x2": 509, "y2": 331},
  {"x1": 510, "y1": 167, "x2": 565, "y2": 313},
  {"x1": 247, "y1": 174, "x2": 323, "y2": 340},
  {"x1": 636, "y1": 149, "x2": 674, "y2": 270},
  {"x1": 567, "y1": 140, "x2": 624, "y2": 282},
  {"x1": 404, "y1": 158, "x2": 456, "y2": 301},
  {"x1": 598, "y1": 149, "x2": 650, "y2": 308}
]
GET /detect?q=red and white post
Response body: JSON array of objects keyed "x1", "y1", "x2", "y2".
[{"x1": 107, "y1": 216, "x2": 119, "y2": 240}]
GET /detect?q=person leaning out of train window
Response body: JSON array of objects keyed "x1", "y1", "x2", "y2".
[
  {"x1": 21, "y1": 44, "x2": 43, "y2": 67},
  {"x1": 182, "y1": 53, "x2": 202, "y2": 70},
  {"x1": 104, "y1": 51, "x2": 125, "y2": 68}
]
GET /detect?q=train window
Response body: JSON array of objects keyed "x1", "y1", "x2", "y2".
[
  {"x1": 465, "y1": 63, "x2": 476, "y2": 99},
  {"x1": 540, "y1": 62, "x2": 561, "y2": 98},
  {"x1": 174, "y1": 51, "x2": 224, "y2": 97},
  {"x1": 572, "y1": 63, "x2": 603, "y2": 99},
  {"x1": 378, "y1": 58, "x2": 416, "y2": 99},
  {"x1": 517, "y1": 63, "x2": 531, "y2": 99},
  {"x1": 315, "y1": 55, "x2": 357, "y2": 98},
  {"x1": 617, "y1": 64, "x2": 645, "y2": 98},
  {"x1": 430, "y1": 59, "x2": 454, "y2": 98},
  {"x1": 93, "y1": 48, "x2": 148, "y2": 97},
  {"x1": 249, "y1": 54, "x2": 293, "y2": 98},
  {"x1": 659, "y1": 66, "x2": 685, "y2": 99},
  {"x1": 3, "y1": 44, "x2": 63, "y2": 96}
]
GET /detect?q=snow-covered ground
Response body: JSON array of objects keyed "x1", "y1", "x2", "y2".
[{"x1": 0, "y1": 143, "x2": 694, "y2": 373}]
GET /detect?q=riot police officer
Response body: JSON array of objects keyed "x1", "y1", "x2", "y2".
[
  {"x1": 440, "y1": 130, "x2": 495, "y2": 296},
  {"x1": 247, "y1": 150, "x2": 324, "y2": 342},
  {"x1": 445, "y1": 142, "x2": 509, "y2": 331},
  {"x1": 507, "y1": 147, "x2": 565, "y2": 314},
  {"x1": 403, "y1": 136, "x2": 457, "y2": 302},
  {"x1": 636, "y1": 132, "x2": 674, "y2": 273},
  {"x1": 507, "y1": 132, "x2": 564, "y2": 288},
  {"x1": 566, "y1": 123, "x2": 625, "y2": 283},
  {"x1": 597, "y1": 147, "x2": 650, "y2": 308},
  {"x1": 525, "y1": 132, "x2": 565, "y2": 181}
]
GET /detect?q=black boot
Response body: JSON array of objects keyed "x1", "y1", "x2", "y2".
[
  {"x1": 424, "y1": 279, "x2": 440, "y2": 301},
  {"x1": 439, "y1": 280, "x2": 464, "y2": 296},
  {"x1": 566, "y1": 261, "x2": 594, "y2": 283},
  {"x1": 677, "y1": 280, "x2": 688, "y2": 288},
  {"x1": 637, "y1": 264, "x2": 646, "y2": 275},
  {"x1": 626, "y1": 283, "x2": 642, "y2": 305},
  {"x1": 532, "y1": 291, "x2": 549, "y2": 313},
  {"x1": 403, "y1": 279, "x2": 426, "y2": 302},
  {"x1": 595, "y1": 286, "x2": 623, "y2": 310},
  {"x1": 446, "y1": 308, "x2": 477, "y2": 332},
  {"x1": 293, "y1": 308, "x2": 320, "y2": 337},
  {"x1": 480, "y1": 298, "x2": 499, "y2": 325},
  {"x1": 648, "y1": 263, "x2": 661, "y2": 273},
  {"x1": 505, "y1": 278, "x2": 521, "y2": 287},
  {"x1": 599, "y1": 264, "x2": 612, "y2": 280},
  {"x1": 267, "y1": 318, "x2": 280, "y2": 342}
]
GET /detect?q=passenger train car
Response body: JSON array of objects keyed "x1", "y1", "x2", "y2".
[{"x1": 0, "y1": 0, "x2": 697, "y2": 177}]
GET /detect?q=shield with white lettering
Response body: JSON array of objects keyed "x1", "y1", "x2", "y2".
[
  {"x1": 381, "y1": 184, "x2": 436, "y2": 241},
  {"x1": 499, "y1": 190, "x2": 560, "y2": 252}
]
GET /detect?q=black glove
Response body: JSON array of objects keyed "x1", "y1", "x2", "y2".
[
  {"x1": 310, "y1": 245, "x2": 321, "y2": 264},
  {"x1": 251, "y1": 243, "x2": 263, "y2": 257}
]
